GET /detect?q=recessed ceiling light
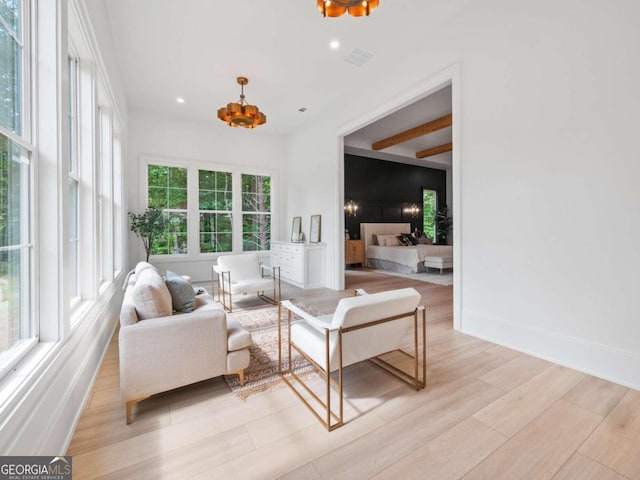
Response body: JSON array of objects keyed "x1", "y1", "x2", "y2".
[
  {"x1": 329, "y1": 40, "x2": 340, "y2": 50},
  {"x1": 176, "y1": 97, "x2": 185, "y2": 104}
]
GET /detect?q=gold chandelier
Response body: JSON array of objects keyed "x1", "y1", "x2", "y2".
[
  {"x1": 317, "y1": 0, "x2": 379, "y2": 17},
  {"x1": 217, "y1": 77, "x2": 266, "y2": 129}
]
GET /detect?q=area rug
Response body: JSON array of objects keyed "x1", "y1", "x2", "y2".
[{"x1": 224, "y1": 304, "x2": 322, "y2": 400}]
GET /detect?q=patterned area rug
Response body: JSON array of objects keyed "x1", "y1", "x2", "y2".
[{"x1": 224, "y1": 304, "x2": 321, "y2": 400}]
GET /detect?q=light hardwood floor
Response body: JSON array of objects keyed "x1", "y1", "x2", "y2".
[{"x1": 67, "y1": 270, "x2": 637, "y2": 479}]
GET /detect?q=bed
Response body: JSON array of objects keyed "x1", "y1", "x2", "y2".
[{"x1": 360, "y1": 223, "x2": 453, "y2": 274}]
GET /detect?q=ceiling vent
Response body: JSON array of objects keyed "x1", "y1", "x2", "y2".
[{"x1": 344, "y1": 48, "x2": 374, "y2": 67}]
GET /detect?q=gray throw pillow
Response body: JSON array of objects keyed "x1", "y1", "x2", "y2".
[{"x1": 165, "y1": 270, "x2": 196, "y2": 313}]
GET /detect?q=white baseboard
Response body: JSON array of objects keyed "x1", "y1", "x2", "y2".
[{"x1": 461, "y1": 309, "x2": 640, "y2": 391}]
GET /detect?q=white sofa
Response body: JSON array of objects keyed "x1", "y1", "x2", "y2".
[{"x1": 119, "y1": 262, "x2": 252, "y2": 424}]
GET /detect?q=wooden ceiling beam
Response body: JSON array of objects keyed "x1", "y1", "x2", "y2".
[
  {"x1": 415, "y1": 142, "x2": 452, "y2": 159},
  {"x1": 372, "y1": 114, "x2": 452, "y2": 151}
]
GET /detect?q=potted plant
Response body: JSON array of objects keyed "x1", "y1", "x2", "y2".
[
  {"x1": 434, "y1": 205, "x2": 452, "y2": 244},
  {"x1": 128, "y1": 207, "x2": 167, "y2": 262}
]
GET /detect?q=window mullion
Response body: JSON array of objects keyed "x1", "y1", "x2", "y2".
[
  {"x1": 232, "y1": 171, "x2": 242, "y2": 252},
  {"x1": 187, "y1": 166, "x2": 199, "y2": 257}
]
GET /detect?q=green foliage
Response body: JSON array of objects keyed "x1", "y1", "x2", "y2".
[
  {"x1": 0, "y1": 0, "x2": 21, "y2": 133},
  {"x1": 148, "y1": 164, "x2": 188, "y2": 209},
  {"x1": 146, "y1": 164, "x2": 189, "y2": 256},
  {"x1": 422, "y1": 190, "x2": 436, "y2": 239},
  {"x1": 199, "y1": 169, "x2": 232, "y2": 211},
  {"x1": 128, "y1": 207, "x2": 168, "y2": 261},
  {"x1": 434, "y1": 205, "x2": 453, "y2": 244},
  {"x1": 200, "y1": 212, "x2": 232, "y2": 253},
  {"x1": 242, "y1": 175, "x2": 271, "y2": 251},
  {"x1": 0, "y1": 135, "x2": 23, "y2": 276}
]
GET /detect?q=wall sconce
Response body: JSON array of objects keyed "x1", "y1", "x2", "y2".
[
  {"x1": 344, "y1": 200, "x2": 359, "y2": 217},
  {"x1": 404, "y1": 204, "x2": 420, "y2": 218}
]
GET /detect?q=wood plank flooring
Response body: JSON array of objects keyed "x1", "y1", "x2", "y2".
[{"x1": 67, "y1": 270, "x2": 638, "y2": 479}]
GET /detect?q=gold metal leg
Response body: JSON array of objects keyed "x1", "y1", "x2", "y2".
[
  {"x1": 125, "y1": 396, "x2": 149, "y2": 425},
  {"x1": 235, "y1": 370, "x2": 245, "y2": 386}
]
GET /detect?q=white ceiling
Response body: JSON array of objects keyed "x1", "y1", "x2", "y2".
[
  {"x1": 103, "y1": 0, "x2": 454, "y2": 166},
  {"x1": 344, "y1": 85, "x2": 452, "y2": 169}
]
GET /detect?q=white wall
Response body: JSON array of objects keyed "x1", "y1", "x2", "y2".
[
  {"x1": 82, "y1": 0, "x2": 128, "y2": 124},
  {"x1": 285, "y1": 0, "x2": 640, "y2": 388},
  {"x1": 126, "y1": 109, "x2": 286, "y2": 281}
]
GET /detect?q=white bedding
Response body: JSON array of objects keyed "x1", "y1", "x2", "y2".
[{"x1": 367, "y1": 244, "x2": 453, "y2": 273}]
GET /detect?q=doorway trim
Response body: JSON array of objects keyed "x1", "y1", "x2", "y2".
[{"x1": 335, "y1": 63, "x2": 462, "y2": 331}]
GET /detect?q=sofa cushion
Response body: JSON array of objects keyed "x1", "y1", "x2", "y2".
[
  {"x1": 165, "y1": 270, "x2": 196, "y2": 313},
  {"x1": 226, "y1": 317, "x2": 253, "y2": 351},
  {"x1": 135, "y1": 261, "x2": 158, "y2": 277},
  {"x1": 132, "y1": 268, "x2": 173, "y2": 320}
]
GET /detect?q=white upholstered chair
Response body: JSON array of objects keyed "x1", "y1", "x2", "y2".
[
  {"x1": 213, "y1": 254, "x2": 281, "y2": 312},
  {"x1": 279, "y1": 287, "x2": 426, "y2": 430}
]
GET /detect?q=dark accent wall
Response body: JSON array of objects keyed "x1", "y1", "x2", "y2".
[{"x1": 344, "y1": 154, "x2": 447, "y2": 239}]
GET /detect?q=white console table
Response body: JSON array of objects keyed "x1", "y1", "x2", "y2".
[{"x1": 271, "y1": 241, "x2": 326, "y2": 289}]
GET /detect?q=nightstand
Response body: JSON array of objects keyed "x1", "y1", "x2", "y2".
[{"x1": 345, "y1": 239, "x2": 365, "y2": 267}]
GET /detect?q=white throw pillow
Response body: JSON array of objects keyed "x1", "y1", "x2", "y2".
[{"x1": 377, "y1": 234, "x2": 401, "y2": 247}]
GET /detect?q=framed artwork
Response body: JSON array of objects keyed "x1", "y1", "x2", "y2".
[
  {"x1": 310, "y1": 215, "x2": 321, "y2": 243},
  {"x1": 291, "y1": 216, "x2": 302, "y2": 242}
]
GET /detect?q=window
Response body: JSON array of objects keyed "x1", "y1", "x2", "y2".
[
  {"x1": 242, "y1": 174, "x2": 271, "y2": 251},
  {"x1": 147, "y1": 164, "x2": 188, "y2": 255},
  {"x1": 0, "y1": 0, "x2": 22, "y2": 134},
  {"x1": 199, "y1": 169, "x2": 232, "y2": 253},
  {"x1": 144, "y1": 160, "x2": 274, "y2": 258},
  {"x1": 67, "y1": 55, "x2": 80, "y2": 300},
  {"x1": 0, "y1": 134, "x2": 32, "y2": 360},
  {"x1": 98, "y1": 106, "x2": 113, "y2": 283},
  {"x1": 0, "y1": 0, "x2": 34, "y2": 366},
  {"x1": 423, "y1": 189, "x2": 436, "y2": 239}
]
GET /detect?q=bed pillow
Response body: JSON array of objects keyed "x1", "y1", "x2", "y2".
[
  {"x1": 396, "y1": 235, "x2": 411, "y2": 246},
  {"x1": 377, "y1": 234, "x2": 401, "y2": 247},
  {"x1": 399, "y1": 233, "x2": 417, "y2": 245},
  {"x1": 372, "y1": 234, "x2": 379, "y2": 246}
]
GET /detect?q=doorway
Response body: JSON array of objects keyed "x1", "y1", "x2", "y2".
[{"x1": 336, "y1": 64, "x2": 461, "y2": 330}]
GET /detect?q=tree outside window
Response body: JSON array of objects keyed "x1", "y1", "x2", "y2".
[
  {"x1": 0, "y1": 135, "x2": 29, "y2": 354},
  {"x1": 0, "y1": 0, "x2": 22, "y2": 134},
  {"x1": 199, "y1": 169, "x2": 232, "y2": 253},
  {"x1": 423, "y1": 189, "x2": 436, "y2": 240},
  {"x1": 147, "y1": 164, "x2": 188, "y2": 255},
  {"x1": 242, "y1": 174, "x2": 271, "y2": 251}
]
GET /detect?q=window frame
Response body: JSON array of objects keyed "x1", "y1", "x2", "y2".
[
  {"x1": 66, "y1": 53, "x2": 81, "y2": 305},
  {"x1": 241, "y1": 173, "x2": 272, "y2": 252},
  {"x1": 0, "y1": 0, "x2": 37, "y2": 378},
  {"x1": 198, "y1": 168, "x2": 233, "y2": 254}
]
